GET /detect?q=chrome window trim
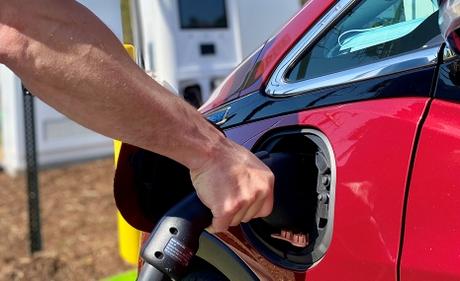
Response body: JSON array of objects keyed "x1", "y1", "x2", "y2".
[{"x1": 265, "y1": 0, "x2": 440, "y2": 97}]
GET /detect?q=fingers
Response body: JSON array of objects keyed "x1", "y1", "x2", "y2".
[
  {"x1": 242, "y1": 172, "x2": 274, "y2": 223},
  {"x1": 207, "y1": 174, "x2": 274, "y2": 232},
  {"x1": 230, "y1": 204, "x2": 250, "y2": 226},
  {"x1": 218, "y1": 183, "x2": 274, "y2": 231},
  {"x1": 211, "y1": 213, "x2": 234, "y2": 233},
  {"x1": 210, "y1": 197, "x2": 256, "y2": 232},
  {"x1": 240, "y1": 197, "x2": 265, "y2": 223},
  {"x1": 211, "y1": 197, "x2": 246, "y2": 232},
  {"x1": 240, "y1": 183, "x2": 274, "y2": 223},
  {"x1": 208, "y1": 199, "x2": 274, "y2": 232},
  {"x1": 255, "y1": 182, "x2": 274, "y2": 218},
  {"x1": 190, "y1": 141, "x2": 275, "y2": 233}
]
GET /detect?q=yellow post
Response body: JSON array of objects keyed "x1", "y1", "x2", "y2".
[{"x1": 114, "y1": 44, "x2": 141, "y2": 265}]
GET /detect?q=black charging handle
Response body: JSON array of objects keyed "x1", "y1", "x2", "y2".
[
  {"x1": 138, "y1": 192, "x2": 213, "y2": 281},
  {"x1": 137, "y1": 152, "x2": 270, "y2": 280}
]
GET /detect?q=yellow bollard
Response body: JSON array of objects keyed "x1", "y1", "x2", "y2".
[{"x1": 114, "y1": 44, "x2": 141, "y2": 266}]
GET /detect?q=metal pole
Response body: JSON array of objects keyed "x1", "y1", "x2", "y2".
[{"x1": 22, "y1": 86, "x2": 42, "y2": 253}]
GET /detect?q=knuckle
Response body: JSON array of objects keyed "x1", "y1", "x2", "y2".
[
  {"x1": 235, "y1": 192, "x2": 253, "y2": 206},
  {"x1": 251, "y1": 193, "x2": 262, "y2": 204},
  {"x1": 220, "y1": 202, "x2": 240, "y2": 217},
  {"x1": 233, "y1": 198, "x2": 247, "y2": 210},
  {"x1": 254, "y1": 185, "x2": 271, "y2": 201}
]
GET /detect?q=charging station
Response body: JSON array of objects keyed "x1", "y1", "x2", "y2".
[
  {"x1": 130, "y1": 0, "x2": 301, "y2": 107},
  {"x1": 0, "y1": 0, "x2": 123, "y2": 174}
]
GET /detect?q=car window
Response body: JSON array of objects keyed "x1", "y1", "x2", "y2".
[{"x1": 287, "y1": 0, "x2": 439, "y2": 82}]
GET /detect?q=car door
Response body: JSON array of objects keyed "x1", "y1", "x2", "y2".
[
  {"x1": 206, "y1": 0, "x2": 443, "y2": 280},
  {"x1": 399, "y1": 49, "x2": 460, "y2": 281}
]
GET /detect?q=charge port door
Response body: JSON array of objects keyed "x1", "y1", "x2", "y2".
[{"x1": 241, "y1": 129, "x2": 335, "y2": 270}]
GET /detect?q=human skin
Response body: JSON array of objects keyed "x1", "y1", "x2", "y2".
[{"x1": 0, "y1": 0, "x2": 273, "y2": 232}]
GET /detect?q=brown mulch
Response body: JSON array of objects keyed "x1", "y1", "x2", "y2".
[{"x1": 0, "y1": 158, "x2": 132, "y2": 281}]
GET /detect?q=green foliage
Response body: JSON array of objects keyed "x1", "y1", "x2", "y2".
[{"x1": 101, "y1": 270, "x2": 137, "y2": 281}]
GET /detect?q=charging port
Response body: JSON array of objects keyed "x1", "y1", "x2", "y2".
[{"x1": 241, "y1": 128, "x2": 335, "y2": 271}]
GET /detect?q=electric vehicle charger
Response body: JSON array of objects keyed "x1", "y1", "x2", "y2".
[
  {"x1": 137, "y1": 193, "x2": 212, "y2": 281},
  {"x1": 131, "y1": 150, "x2": 316, "y2": 280}
]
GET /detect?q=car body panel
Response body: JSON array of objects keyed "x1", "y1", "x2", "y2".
[
  {"x1": 223, "y1": 98, "x2": 429, "y2": 281},
  {"x1": 207, "y1": 66, "x2": 436, "y2": 130},
  {"x1": 301, "y1": 99, "x2": 426, "y2": 281},
  {"x1": 400, "y1": 64, "x2": 460, "y2": 280}
]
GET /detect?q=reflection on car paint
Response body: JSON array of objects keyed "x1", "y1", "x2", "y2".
[
  {"x1": 224, "y1": 98, "x2": 429, "y2": 281},
  {"x1": 206, "y1": 66, "x2": 436, "y2": 130}
]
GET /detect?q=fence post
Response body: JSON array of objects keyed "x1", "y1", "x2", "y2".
[{"x1": 22, "y1": 86, "x2": 42, "y2": 253}]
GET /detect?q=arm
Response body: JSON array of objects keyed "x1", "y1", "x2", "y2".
[{"x1": 0, "y1": 0, "x2": 273, "y2": 232}]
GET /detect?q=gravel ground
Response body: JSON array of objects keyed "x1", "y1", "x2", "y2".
[{"x1": 0, "y1": 158, "x2": 132, "y2": 281}]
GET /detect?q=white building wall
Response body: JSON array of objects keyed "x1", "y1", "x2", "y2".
[
  {"x1": 236, "y1": 0, "x2": 301, "y2": 58},
  {"x1": 0, "y1": 0, "x2": 123, "y2": 174},
  {"x1": 0, "y1": 67, "x2": 25, "y2": 174},
  {"x1": 151, "y1": 0, "x2": 180, "y2": 90}
]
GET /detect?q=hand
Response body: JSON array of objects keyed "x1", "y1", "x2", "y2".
[{"x1": 190, "y1": 139, "x2": 274, "y2": 233}]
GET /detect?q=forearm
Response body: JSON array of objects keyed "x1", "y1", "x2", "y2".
[{"x1": 0, "y1": 0, "x2": 224, "y2": 170}]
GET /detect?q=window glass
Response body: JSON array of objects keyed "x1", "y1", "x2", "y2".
[
  {"x1": 178, "y1": 0, "x2": 228, "y2": 29},
  {"x1": 287, "y1": 0, "x2": 439, "y2": 82}
]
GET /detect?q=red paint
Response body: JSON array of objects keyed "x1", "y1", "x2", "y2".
[
  {"x1": 302, "y1": 98, "x2": 429, "y2": 281},
  {"x1": 225, "y1": 98, "x2": 429, "y2": 281},
  {"x1": 400, "y1": 99, "x2": 460, "y2": 281}
]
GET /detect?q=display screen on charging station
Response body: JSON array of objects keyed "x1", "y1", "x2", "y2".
[{"x1": 178, "y1": 0, "x2": 228, "y2": 29}]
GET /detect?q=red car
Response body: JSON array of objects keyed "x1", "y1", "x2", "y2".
[{"x1": 115, "y1": 0, "x2": 460, "y2": 280}]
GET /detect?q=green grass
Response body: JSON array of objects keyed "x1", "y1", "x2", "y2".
[{"x1": 101, "y1": 270, "x2": 137, "y2": 281}]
